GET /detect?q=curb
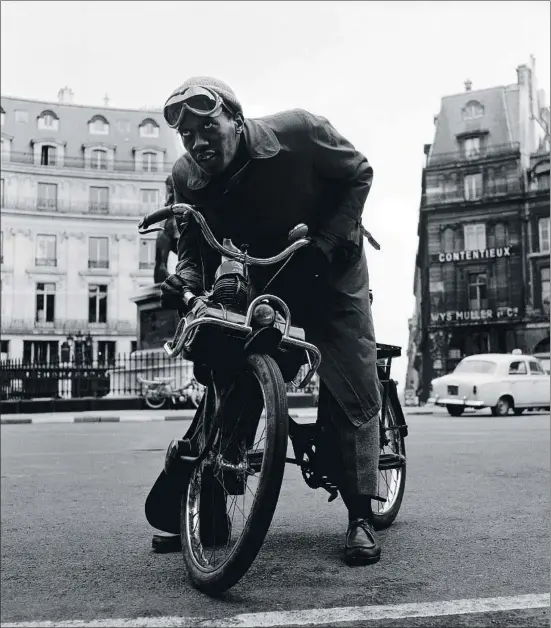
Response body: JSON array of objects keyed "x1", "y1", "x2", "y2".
[
  {"x1": 1, "y1": 412, "x2": 305, "y2": 426},
  {"x1": 1, "y1": 414, "x2": 194, "y2": 425}
]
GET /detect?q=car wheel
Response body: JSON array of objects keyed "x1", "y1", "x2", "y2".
[
  {"x1": 446, "y1": 405, "x2": 463, "y2": 417},
  {"x1": 492, "y1": 396, "x2": 511, "y2": 417},
  {"x1": 513, "y1": 408, "x2": 524, "y2": 416}
]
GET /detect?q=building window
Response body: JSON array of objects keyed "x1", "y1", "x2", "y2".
[
  {"x1": 89, "y1": 116, "x2": 109, "y2": 135},
  {"x1": 468, "y1": 272, "x2": 488, "y2": 310},
  {"x1": 40, "y1": 145, "x2": 57, "y2": 166},
  {"x1": 37, "y1": 182, "x2": 58, "y2": 210},
  {"x1": 88, "y1": 237, "x2": 109, "y2": 269},
  {"x1": 89, "y1": 284, "x2": 108, "y2": 323},
  {"x1": 23, "y1": 340, "x2": 59, "y2": 364},
  {"x1": 462, "y1": 136, "x2": 482, "y2": 159},
  {"x1": 38, "y1": 111, "x2": 59, "y2": 131},
  {"x1": 14, "y1": 110, "x2": 28, "y2": 123},
  {"x1": 97, "y1": 340, "x2": 116, "y2": 366},
  {"x1": 140, "y1": 188, "x2": 159, "y2": 210},
  {"x1": 139, "y1": 119, "x2": 160, "y2": 138},
  {"x1": 541, "y1": 267, "x2": 550, "y2": 309},
  {"x1": 464, "y1": 173, "x2": 483, "y2": 201},
  {"x1": 142, "y1": 151, "x2": 158, "y2": 172},
  {"x1": 89, "y1": 187, "x2": 109, "y2": 213},
  {"x1": 36, "y1": 234, "x2": 57, "y2": 267},
  {"x1": 90, "y1": 149, "x2": 108, "y2": 170},
  {"x1": 463, "y1": 100, "x2": 484, "y2": 120},
  {"x1": 139, "y1": 238, "x2": 155, "y2": 270},
  {"x1": 36, "y1": 282, "x2": 56, "y2": 323},
  {"x1": 1, "y1": 340, "x2": 9, "y2": 361},
  {"x1": 464, "y1": 224, "x2": 486, "y2": 251},
  {"x1": 538, "y1": 217, "x2": 550, "y2": 253},
  {"x1": 509, "y1": 361, "x2": 527, "y2": 375}
]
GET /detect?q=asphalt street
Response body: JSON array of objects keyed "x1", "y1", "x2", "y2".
[{"x1": 1, "y1": 408, "x2": 549, "y2": 627}]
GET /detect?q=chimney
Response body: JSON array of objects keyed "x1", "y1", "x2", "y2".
[
  {"x1": 103, "y1": 94, "x2": 110, "y2": 107},
  {"x1": 464, "y1": 79, "x2": 472, "y2": 92},
  {"x1": 57, "y1": 87, "x2": 74, "y2": 104},
  {"x1": 516, "y1": 64, "x2": 530, "y2": 86}
]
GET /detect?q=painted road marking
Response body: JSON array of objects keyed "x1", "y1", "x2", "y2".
[{"x1": 1, "y1": 593, "x2": 548, "y2": 627}]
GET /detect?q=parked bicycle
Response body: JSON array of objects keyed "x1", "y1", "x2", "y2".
[
  {"x1": 137, "y1": 374, "x2": 204, "y2": 410},
  {"x1": 139, "y1": 204, "x2": 408, "y2": 594}
]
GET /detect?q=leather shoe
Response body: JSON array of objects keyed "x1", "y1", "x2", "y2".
[{"x1": 344, "y1": 518, "x2": 381, "y2": 566}]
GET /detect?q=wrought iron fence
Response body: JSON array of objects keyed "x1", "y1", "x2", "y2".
[{"x1": 0, "y1": 352, "x2": 319, "y2": 401}]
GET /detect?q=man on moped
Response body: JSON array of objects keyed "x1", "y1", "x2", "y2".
[{"x1": 155, "y1": 76, "x2": 383, "y2": 566}]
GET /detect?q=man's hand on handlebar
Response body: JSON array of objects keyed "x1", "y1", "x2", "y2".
[{"x1": 160, "y1": 274, "x2": 208, "y2": 315}]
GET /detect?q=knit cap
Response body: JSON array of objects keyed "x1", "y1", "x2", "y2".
[{"x1": 166, "y1": 76, "x2": 243, "y2": 117}]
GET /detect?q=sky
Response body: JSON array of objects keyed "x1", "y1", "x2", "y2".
[{"x1": 1, "y1": 0, "x2": 550, "y2": 389}]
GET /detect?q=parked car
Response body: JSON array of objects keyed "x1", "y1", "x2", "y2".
[{"x1": 429, "y1": 352, "x2": 550, "y2": 417}]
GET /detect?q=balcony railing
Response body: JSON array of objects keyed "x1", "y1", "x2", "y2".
[
  {"x1": 35, "y1": 258, "x2": 57, "y2": 267},
  {"x1": 88, "y1": 260, "x2": 109, "y2": 270},
  {"x1": 1, "y1": 151, "x2": 173, "y2": 173},
  {"x1": 1, "y1": 318, "x2": 137, "y2": 335},
  {"x1": 422, "y1": 181, "x2": 522, "y2": 207},
  {"x1": 2, "y1": 196, "x2": 149, "y2": 217},
  {"x1": 427, "y1": 142, "x2": 521, "y2": 167}
]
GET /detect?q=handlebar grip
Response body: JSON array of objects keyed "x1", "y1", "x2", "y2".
[{"x1": 138, "y1": 206, "x2": 174, "y2": 230}]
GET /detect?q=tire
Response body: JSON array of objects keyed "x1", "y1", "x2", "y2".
[
  {"x1": 181, "y1": 353, "x2": 289, "y2": 594},
  {"x1": 372, "y1": 394, "x2": 407, "y2": 531},
  {"x1": 145, "y1": 389, "x2": 167, "y2": 410},
  {"x1": 513, "y1": 408, "x2": 525, "y2": 416},
  {"x1": 492, "y1": 396, "x2": 511, "y2": 417},
  {"x1": 447, "y1": 405, "x2": 464, "y2": 417}
]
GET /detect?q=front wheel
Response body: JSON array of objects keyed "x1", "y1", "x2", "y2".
[
  {"x1": 181, "y1": 353, "x2": 289, "y2": 594},
  {"x1": 491, "y1": 396, "x2": 511, "y2": 417},
  {"x1": 372, "y1": 393, "x2": 407, "y2": 531}
]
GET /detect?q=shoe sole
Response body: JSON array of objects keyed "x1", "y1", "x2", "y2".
[{"x1": 345, "y1": 552, "x2": 381, "y2": 567}]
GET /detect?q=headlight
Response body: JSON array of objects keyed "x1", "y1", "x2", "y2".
[{"x1": 252, "y1": 303, "x2": 276, "y2": 328}]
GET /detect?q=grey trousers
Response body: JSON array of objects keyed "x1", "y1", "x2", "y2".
[{"x1": 316, "y1": 380, "x2": 380, "y2": 497}]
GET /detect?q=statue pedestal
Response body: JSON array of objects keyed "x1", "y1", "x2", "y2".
[{"x1": 107, "y1": 284, "x2": 194, "y2": 397}]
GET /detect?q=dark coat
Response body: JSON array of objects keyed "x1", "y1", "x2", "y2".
[{"x1": 171, "y1": 109, "x2": 381, "y2": 425}]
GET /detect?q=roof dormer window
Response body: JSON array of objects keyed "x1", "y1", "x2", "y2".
[
  {"x1": 89, "y1": 115, "x2": 110, "y2": 135},
  {"x1": 463, "y1": 100, "x2": 484, "y2": 121},
  {"x1": 139, "y1": 118, "x2": 160, "y2": 138},
  {"x1": 38, "y1": 110, "x2": 59, "y2": 131}
]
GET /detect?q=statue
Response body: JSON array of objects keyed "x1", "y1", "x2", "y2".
[{"x1": 154, "y1": 175, "x2": 180, "y2": 284}]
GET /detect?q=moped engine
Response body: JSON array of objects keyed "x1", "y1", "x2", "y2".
[{"x1": 211, "y1": 241, "x2": 249, "y2": 312}]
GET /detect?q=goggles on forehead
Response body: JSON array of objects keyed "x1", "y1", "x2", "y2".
[{"x1": 163, "y1": 86, "x2": 226, "y2": 129}]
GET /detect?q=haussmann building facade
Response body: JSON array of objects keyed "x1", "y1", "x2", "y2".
[{"x1": 407, "y1": 59, "x2": 550, "y2": 401}]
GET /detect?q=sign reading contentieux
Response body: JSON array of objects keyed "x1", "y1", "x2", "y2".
[
  {"x1": 432, "y1": 247, "x2": 514, "y2": 263},
  {"x1": 430, "y1": 307, "x2": 520, "y2": 325}
]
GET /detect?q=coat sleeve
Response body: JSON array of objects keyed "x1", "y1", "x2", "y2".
[
  {"x1": 305, "y1": 112, "x2": 374, "y2": 258},
  {"x1": 172, "y1": 164, "x2": 205, "y2": 295}
]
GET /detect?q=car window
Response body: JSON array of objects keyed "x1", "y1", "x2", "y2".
[
  {"x1": 454, "y1": 360, "x2": 496, "y2": 374},
  {"x1": 509, "y1": 361, "x2": 527, "y2": 375},
  {"x1": 529, "y1": 361, "x2": 545, "y2": 374}
]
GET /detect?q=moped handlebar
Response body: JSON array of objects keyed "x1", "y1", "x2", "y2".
[{"x1": 138, "y1": 203, "x2": 310, "y2": 266}]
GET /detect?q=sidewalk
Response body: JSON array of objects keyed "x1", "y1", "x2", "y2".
[{"x1": 0, "y1": 405, "x2": 435, "y2": 425}]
